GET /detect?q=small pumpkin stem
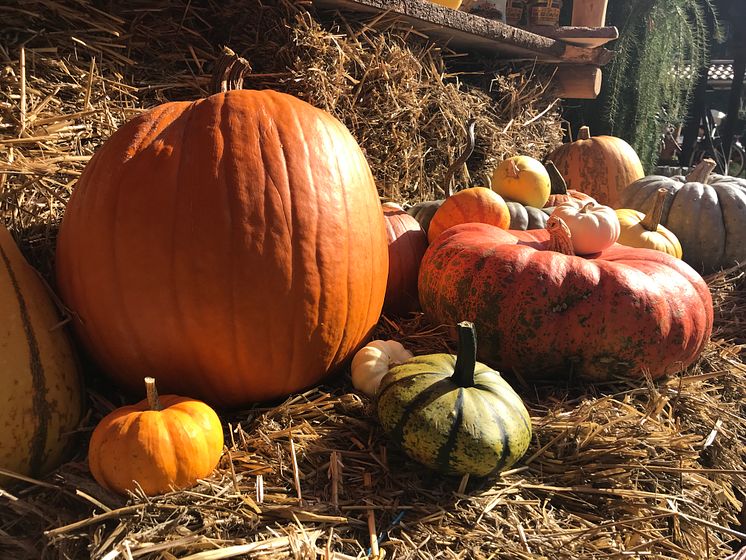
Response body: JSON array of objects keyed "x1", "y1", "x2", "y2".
[
  {"x1": 579, "y1": 202, "x2": 594, "y2": 214},
  {"x1": 577, "y1": 126, "x2": 591, "y2": 141},
  {"x1": 685, "y1": 158, "x2": 716, "y2": 184},
  {"x1": 546, "y1": 215, "x2": 575, "y2": 255},
  {"x1": 545, "y1": 160, "x2": 568, "y2": 195},
  {"x1": 144, "y1": 377, "x2": 162, "y2": 411},
  {"x1": 211, "y1": 46, "x2": 252, "y2": 94},
  {"x1": 640, "y1": 188, "x2": 669, "y2": 231},
  {"x1": 452, "y1": 321, "x2": 478, "y2": 388},
  {"x1": 444, "y1": 118, "x2": 477, "y2": 198}
]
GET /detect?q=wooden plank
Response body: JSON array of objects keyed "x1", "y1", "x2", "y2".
[
  {"x1": 311, "y1": 0, "x2": 614, "y2": 64},
  {"x1": 571, "y1": 0, "x2": 608, "y2": 27},
  {"x1": 523, "y1": 25, "x2": 618, "y2": 48}
]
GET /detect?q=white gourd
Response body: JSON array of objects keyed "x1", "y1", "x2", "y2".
[{"x1": 351, "y1": 340, "x2": 413, "y2": 397}]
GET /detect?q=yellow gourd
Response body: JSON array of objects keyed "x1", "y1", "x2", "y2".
[
  {"x1": 616, "y1": 188, "x2": 682, "y2": 259},
  {"x1": 491, "y1": 156, "x2": 551, "y2": 208}
]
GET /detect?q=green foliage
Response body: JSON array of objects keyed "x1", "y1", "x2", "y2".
[{"x1": 602, "y1": 0, "x2": 716, "y2": 172}]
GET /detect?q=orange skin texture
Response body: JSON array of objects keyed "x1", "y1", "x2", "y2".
[
  {"x1": 55, "y1": 90, "x2": 388, "y2": 407},
  {"x1": 88, "y1": 394, "x2": 224, "y2": 496},
  {"x1": 382, "y1": 204, "x2": 428, "y2": 315},
  {"x1": 427, "y1": 188, "x2": 510, "y2": 243},
  {"x1": 548, "y1": 134, "x2": 644, "y2": 208},
  {"x1": 418, "y1": 223, "x2": 713, "y2": 382},
  {"x1": 544, "y1": 189, "x2": 596, "y2": 208}
]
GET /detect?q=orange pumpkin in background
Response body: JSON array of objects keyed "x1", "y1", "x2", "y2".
[
  {"x1": 547, "y1": 126, "x2": 644, "y2": 207},
  {"x1": 56, "y1": 89, "x2": 388, "y2": 407}
]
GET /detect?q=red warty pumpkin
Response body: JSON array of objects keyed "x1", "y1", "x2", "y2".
[
  {"x1": 418, "y1": 219, "x2": 712, "y2": 381},
  {"x1": 56, "y1": 89, "x2": 388, "y2": 407},
  {"x1": 382, "y1": 203, "x2": 428, "y2": 315}
]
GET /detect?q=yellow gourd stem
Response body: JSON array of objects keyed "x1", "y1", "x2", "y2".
[
  {"x1": 686, "y1": 158, "x2": 716, "y2": 185},
  {"x1": 577, "y1": 126, "x2": 591, "y2": 141},
  {"x1": 508, "y1": 159, "x2": 521, "y2": 179},
  {"x1": 639, "y1": 188, "x2": 669, "y2": 232},
  {"x1": 546, "y1": 216, "x2": 575, "y2": 255},
  {"x1": 144, "y1": 377, "x2": 162, "y2": 411}
]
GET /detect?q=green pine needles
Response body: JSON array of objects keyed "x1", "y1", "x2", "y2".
[{"x1": 603, "y1": 0, "x2": 716, "y2": 172}]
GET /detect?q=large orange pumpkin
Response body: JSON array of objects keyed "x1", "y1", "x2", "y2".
[
  {"x1": 547, "y1": 126, "x2": 644, "y2": 208},
  {"x1": 56, "y1": 89, "x2": 388, "y2": 407}
]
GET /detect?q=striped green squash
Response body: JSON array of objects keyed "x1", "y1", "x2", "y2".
[
  {"x1": 1, "y1": 225, "x2": 84, "y2": 480},
  {"x1": 376, "y1": 322, "x2": 532, "y2": 476}
]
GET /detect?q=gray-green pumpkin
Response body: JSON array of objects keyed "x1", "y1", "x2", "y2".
[
  {"x1": 376, "y1": 321, "x2": 532, "y2": 476},
  {"x1": 619, "y1": 159, "x2": 746, "y2": 274},
  {"x1": 506, "y1": 201, "x2": 552, "y2": 230}
]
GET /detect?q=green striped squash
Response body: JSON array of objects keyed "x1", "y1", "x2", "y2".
[
  {"x1": 1, "y1": 225, "x2": 84, "y2": 480},
  {"x1": 376, "y1": 322, "x2": 532, "y2": 476}
]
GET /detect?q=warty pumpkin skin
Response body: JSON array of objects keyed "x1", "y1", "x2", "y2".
[
  {"x1": 55, "y1": 89, "x2": 388, "y2": 407},
  {"x1": 88, "y1": 377, "x2": 223, "y2": 496},
  {"x1": 418, "y1": 220, "x2": 712, "y2": 382},
  {"x1": 377, "y1": 322, "x2": 532, "y2": 476},
  {"x1": 547, "y1": 126, "x2": 644, "y2": 208},
  {"x1": 382, "y1": 203, "x2": 428, "y2": 315},
  {"x1": 618, "y1": 160, "x2": 746, "y2": 274},
  {"x1": 0, "y1": 225, "x2": 83, "y2": 479}
]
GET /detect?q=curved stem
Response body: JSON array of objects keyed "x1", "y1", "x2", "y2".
[
  {"x1": 686, "y1": 158, "x2": 716, "y2": 184},
  {"x1": 444, "y1": 118, "x2": 477, "y2": 198},
  {"x1": 577, "y1": 126, "x2": 591, "y2": 141},
  {"x1": 546, "y1": 215, "x2": 575, "y2": 255},
  {"x1": 452, "y1": 321, "x2": 477, "y2": 388},
  {"x1": 211, "y1": 46, "x2": 252, "y2": 94},
  {"x1": 640, "y1": 188, "x2": 668, "y2": 231},
  {"x1": 579, "y1": 201, "x2": 594, "y2": 214},
  {"x1": 545, "y1": 160, "x2": 568, "y2": 195},
  {"x1": 144, "y1": 377, "x2": 162, "y2": 411}
]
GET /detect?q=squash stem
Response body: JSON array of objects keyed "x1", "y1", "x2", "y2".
[
  {"x1": 546, "y1": 215, "x2": 575, "y2": 255},
  {"x1": 685, "y1": 158, "x2": 716, "y2": 184},
  {"x1": 579, "y1": 202, "x2": 594, "y2": 214},
  {"x1": 444, "y1": 118, "x2": 477, "y2": 198},
  {"x1": 452, "y1": 321, "x2": 478, "y2": 388},
  {"x1": 577, "y1": 126, "x2": 591, "y2": 141},
  {"x1": 144, "y1": 377, "x2": 162, "y2": 411},
  {"x1": 211, "y1": 46, "x2": 252, "y2": 94},
  {"x1": 640, "y1": 188, "x2": 668, "y2": 231},
  {"x1": 545, "y1": 161, "x2": 568, "y2": 195}
]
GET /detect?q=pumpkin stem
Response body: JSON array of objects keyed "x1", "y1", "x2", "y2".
[
  {"x1": 545, "y1": 160, "x2": 568, "y2": 195},
  {"x1": 546, "y1": 215, "x2": 575, "y2": 255},
  {"x1": 444, "y1": 118, "x2": 477, "y2": 198},
  {"x1": 640, "y1": 188, "x2": 669, "y2": 231},
  {"x1": 685, "y1": 158, "x2": 716, "y2": 184},
  {"x1": 577, "y1": 126, "x2": 591, "y2": 141},
  {"x1": 579, "y1": 201, "x2": 594, "y2": 214},
  {"x1": 144, "y1": 377, "x2": 162, "y2": 411},
  {"x1": 452, "y1": 321, "x2": 478, "y2": 388},
  {"x1": 212, "y1": 46, "x2": 252, "y2": 94}
]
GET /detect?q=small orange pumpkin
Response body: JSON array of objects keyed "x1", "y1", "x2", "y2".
[
  {"x1": 88, "y1": 377, "x2": 224, "y2": 496},
  {"x1": 427, "y1": 187, "x2": 510, "y2": 243}
]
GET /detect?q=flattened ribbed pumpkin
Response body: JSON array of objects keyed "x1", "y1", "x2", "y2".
[
  {"x1": 418, "y1": 220, "x2": 712, "y2": 382},
  {"x1": 56, "y1": 90, "x2": 388, "y2": 407},
  {"x1": 1, "y1": 226, "x2": 83, "y2": 479}
]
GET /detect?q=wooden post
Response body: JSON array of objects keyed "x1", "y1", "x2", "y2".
[
  {"x1": 571, "y1": 0, "x2": 608, "y2": 27},
  {"x1": 553, "y1": 64, "x2": 602, "y2": 99}
]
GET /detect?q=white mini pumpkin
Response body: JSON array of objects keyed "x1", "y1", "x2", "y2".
[
  {"x1": 551, "y1": 201, "x2": 620, "y2": 255},
  {"x1": 351, "y1": 340, "x2": 413, "y2": 397}
]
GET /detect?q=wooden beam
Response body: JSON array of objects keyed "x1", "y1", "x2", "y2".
[
  {"x1": 311, "y1": 0, "x2": 614, "y2": 64},
  {"x1": 552, "y1": 65, "x2": 602, "y2": 99},
  {"x1": 571, "y1": 0, "x2": 608, "y2": 28},
  {"x1": 523, "y1": 25, "x2": 618, "y2": 48}
]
